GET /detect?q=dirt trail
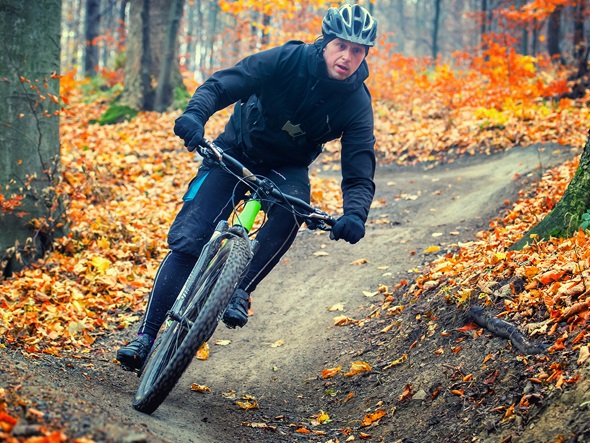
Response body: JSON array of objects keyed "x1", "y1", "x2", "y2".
[{"x1": 1, "y1": 143, "x2": 584, "y2": 443}]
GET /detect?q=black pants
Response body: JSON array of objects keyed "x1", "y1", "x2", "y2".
[{"x1": 138, "y1": 149, "x2": 310, "y2": 337}]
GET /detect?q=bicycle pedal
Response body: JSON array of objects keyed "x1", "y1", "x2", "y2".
[{"x1": 120, "y1": 363, "x2": 143, "y2": 376}]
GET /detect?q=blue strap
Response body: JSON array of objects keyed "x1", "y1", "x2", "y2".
[{"x1": 182, "y1": 171, "x2": 210, "y2": 202}]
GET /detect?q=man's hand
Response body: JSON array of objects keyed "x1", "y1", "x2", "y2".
[
  {"x1": 174, "y1": 113, "x2": 204, "y2": 151},
  {"x1": 330, "y1": 214, "x2": 365, "y2": 244}
]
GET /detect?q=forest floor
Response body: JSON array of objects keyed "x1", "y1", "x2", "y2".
[{"x1": 1, "y1": 142, "x2": 590, "y2": 443}]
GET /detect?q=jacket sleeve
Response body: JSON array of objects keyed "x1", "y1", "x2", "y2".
[
  {"x1": 183, "y1": 42, "x2": 304, "y2": 125},
  {"x1": 340, "y1": 91, "x2": 376, "y2": 223}
]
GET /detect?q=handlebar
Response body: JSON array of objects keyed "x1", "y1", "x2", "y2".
[{"x1": 196, "y1": 139, "x2": 337, "y2": 230}]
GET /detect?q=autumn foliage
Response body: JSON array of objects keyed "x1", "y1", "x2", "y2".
[{"x1": 1, "y1": 1, "x2": 590, "y2": 439}]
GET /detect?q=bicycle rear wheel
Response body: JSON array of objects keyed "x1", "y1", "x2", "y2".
[{"x1": 132, "y1": 235, "x2": 252, "y2": 414}]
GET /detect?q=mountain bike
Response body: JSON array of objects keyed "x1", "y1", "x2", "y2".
[{"x1": 131, "y1": 139, "x2": 336, "y2": 414}]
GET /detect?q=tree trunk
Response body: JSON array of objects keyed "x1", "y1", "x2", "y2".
[
  {"x1": 154, "y1": 0, "x2": 185, "y2": 112},
  {"x1": 117, "y1": 0, "x2": 128, "y2": 52},
  {"x1": 547, "y1": 5, "x2": 564, "y2": 64},
  {"x1": 140, "y1": 0, "x2": 152, "y2": 108},
  {"x1": 432, "y1": 0, "x2": 441, "y2": 60},
  {"x1": 261, "y1": 12, "x2": 271, "y2": 46},
  {"x1": 511, "y1": 132, "x2": 590, "y2": 251},
  {"x1": 0, "y1": 0, "x2": 64, "y2": 276},
  {"x1": 207, "y1": 2, "x2": 219, "y2": 75},
  {"x1": 185, "y1": 0, "x2": 196, "y2": 72},
  {"x1": 84, "y1": 0, "x2": 101, "y2": 77},
  {"x1": 573, "y1": 0, "x2": 587, "y2": 78},
  {"x1": 117, "y1": 0, "x2": 183, "y2": 111},
  {"x1": 480, "y1": 0, "x2": 487, "y2": 53},
  {"x1": 531, "y1": 18, "x2": 539, "y2": 55}
]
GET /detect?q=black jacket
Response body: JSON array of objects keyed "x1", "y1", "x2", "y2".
[{"x1": 183, "y1": 40, "x2": 376, "y2": 222}]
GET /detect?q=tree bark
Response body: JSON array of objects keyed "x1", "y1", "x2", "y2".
[
  {"x1": 480, "y1": 0, "x2": 487, "y2": 53},
  {"x1": 185, "y1": 0, "x2": 196, "y2": 72},
  {"x1": 511, "y1": 132, "x2": 590, "y2": 250},
  {"x1": 0, "y1": 0, "x2": 64, "y2": 276},
  {"x1": 432, "y1": 0, "x2": 441, "y2": 60},
  {"x1": 547, "y1": 5, "x2": 564, "y2": 64},
  {"x1": 140, "y1": 0, "x2": 152, "y2": 108},
  {"x1": 154, "y1": 0, "x2": 185, "y2": 112},
  {"x1": 573, "y1": 1, "x2": 587, "y2": 78},
  {"x1": 84, "y1": 0, "x2": 101, "y2": 77},
  {"x1": 117, "y1": 0, "x2": 184, "y2": 111}
]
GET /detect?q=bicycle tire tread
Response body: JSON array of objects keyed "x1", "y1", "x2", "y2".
[{"x1": 132, "y1": 236, "x2": 251, "y2": 414}]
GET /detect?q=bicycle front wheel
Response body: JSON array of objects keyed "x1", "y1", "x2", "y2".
[{"x1": 132, "y1": 235, "x2": 252, "y2": 414}]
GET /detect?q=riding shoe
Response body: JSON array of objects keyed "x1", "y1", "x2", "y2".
[
  {"x1": 222, "y1": 289, "x2": 250, "y2": 328},
  {"x1": 116, "y1": 334, "x2": 154, "y2": 371}
]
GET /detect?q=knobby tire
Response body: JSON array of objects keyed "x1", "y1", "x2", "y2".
[{"x1": 132, "y1": 235, "x2": 252, "y2": 414}]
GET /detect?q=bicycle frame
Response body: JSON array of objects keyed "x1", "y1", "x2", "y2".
[{"x1": 166, "y1": 139, "x2": 335, "y2": 325}]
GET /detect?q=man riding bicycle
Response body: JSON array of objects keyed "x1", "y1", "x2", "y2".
[{"x1": 117, "y1": 4, "x2": 378, "y2": 371}]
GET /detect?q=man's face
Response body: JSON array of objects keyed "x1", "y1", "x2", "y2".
[{"x1": 322, "y1": 38, "x2": 366, "y2": 81}]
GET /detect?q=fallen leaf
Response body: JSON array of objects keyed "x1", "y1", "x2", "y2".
[
  {"x1": 333, "y1": 315, "x2": 353, "y2": 326},
  {"x1": 321, "y1": 366, "x2": 342, "y2": 379},
  {"x1": 236, "y1": 394, "x2": 259, "y2": 410},
  {"x1": 345, "y1": 361, "x2": 372, "y2": 377},
  {"x1": 91, "y1": 256, "x2": 111, "y2": 273},
  {"x1": 242, "y1": 422, "x2": 277, "y2": 431},
  {"x1": 351, "y1": 258, "x2": 369, "y2": 265},
  {"x1": 190, "y1": 384, "x2": 211, "y2": 393},
  {"x1": 327, "y1": 303, "x2": 345, "y2": 311},
  {"x1": 399, "y1": 384, "x2": 413, "y2": 402},
  {"x1": 578, "y1": 346, "x2": 590, "y2": 366},
  {"x1": 311, "y1": 410, "x2": 330, "y2": 425},
  {"x1": 196, "y1": 342, "x2": 209, "y2": 360},
  {"x1": 361, "y1": 409, "x2": 386, "y2": 427},
  {"x1": 383, "y1": 354, "x2": 407, "y2": 370}
]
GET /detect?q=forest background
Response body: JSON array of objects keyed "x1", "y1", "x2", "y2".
[{"x1": 1, "y1": 0, "x2": 590, "y2": 441}]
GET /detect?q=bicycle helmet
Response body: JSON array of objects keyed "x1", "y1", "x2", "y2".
[{"x1": 322, "y1": 4, "x2": 378, "y2": 47}]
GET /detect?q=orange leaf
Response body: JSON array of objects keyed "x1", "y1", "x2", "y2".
[
  {"x1": 399, "y1": 384, "x2": 413, "y2": 402},
  {"x1": 344, "y1": 361, "x2": 372, "y2": 377},
  {"x1": 457, "y1": 322, "x2": 478, "y2": 333},
  {"x1": 361, "y1": 409, "x2": 387, "y2": 427},
  {"x1": 196, "y1": 342, "x2": 209, "y2": 360},
  {"x1": 537, "y1": 269, "x2": 565, "y2": 285},
  {"x1": 321, "y1": 366, "x2": 342, "y2": 379}
]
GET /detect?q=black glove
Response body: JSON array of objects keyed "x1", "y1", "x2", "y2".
[
  {"x1": 330, "y1": 214, "x2": 365, "y2": 244},
  {"x1": 174, "y1": 113, "x2": 204, "y2": 152}
]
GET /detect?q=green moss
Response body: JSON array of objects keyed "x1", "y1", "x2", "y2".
[
  {"x1": 93, "y1": 105, "x2": 139, "y2": 125},
  {"x1": 81, "y1": 75, "x2": 123, "y2": 104},
  {"x1": 173, "y1": 85, "x2": 191, "y2": 109}
]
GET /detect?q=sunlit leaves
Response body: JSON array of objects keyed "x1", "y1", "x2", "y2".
[{"x1": 344, "y1": 361, "x2": 372, "y2": 377}]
